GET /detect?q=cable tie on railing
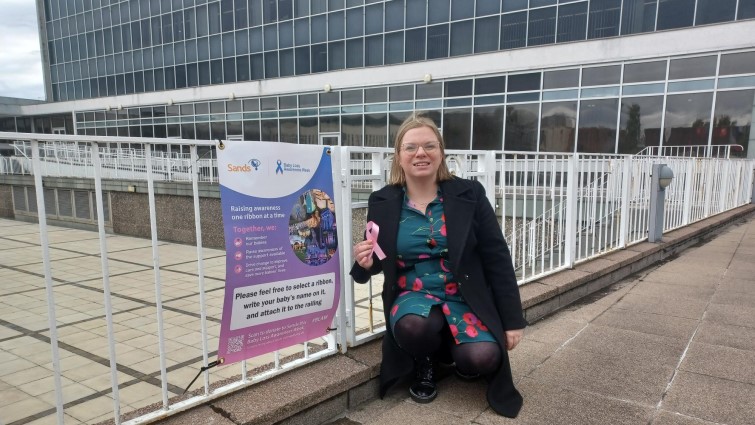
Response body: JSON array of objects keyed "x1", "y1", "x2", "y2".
[
  {"x1": 217, "y1": 138, "x2": 225, "y2": 150},
  {"x1": 326, "y1": 327, "x2": 337, "y2": 332},
  {"x1": 182, "y1": 358, "x2": 224, "y2": 394}
]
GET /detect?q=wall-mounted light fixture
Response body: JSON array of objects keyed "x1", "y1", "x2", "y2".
[
  {"x1": 323, "y1": 84, "x2": 332, "y2": 92},
  {"x1": 117, "y1": 104, "x2": 123, "y2": 110},
  {"x1": 229, "y1": 92, "x2": 236, "y2": 100},
  {"x1": 423, "y1": 74, "x2": 433, "y2": 83},
  {"x1": 167, "y1": 99, "x2": 174, "y2": 106},
  {"x1": 105, "y1": 106, "x2": 111, "y2": 111}
]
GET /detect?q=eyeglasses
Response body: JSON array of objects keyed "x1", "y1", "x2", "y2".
[{"x1": 401, "y1": 142, "x2": 440, "y2": 153}]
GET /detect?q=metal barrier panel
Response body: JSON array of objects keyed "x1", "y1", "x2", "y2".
[{"x1": 2, "y1": 131, "x2": 754, "y2": 424}]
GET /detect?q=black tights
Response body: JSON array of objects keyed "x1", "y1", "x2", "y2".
[{"x1": 393, "y1": 307, "x2": 502, "y2": 376}]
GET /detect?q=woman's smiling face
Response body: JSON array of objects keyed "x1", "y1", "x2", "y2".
[{"x1": 398, "y1": 126, "x2": 442, "y2": 183}]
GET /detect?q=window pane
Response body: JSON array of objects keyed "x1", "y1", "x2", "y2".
[
  {"x1": 657, "y1": 0, "x2": 694, "y2": 30},
  {"x1": 543, "y1": 69, "x2": 579, "y2": 89},
  {"x1": 365, "y1": 35, "x2": 383, "y2": 66},
  {"x1": 346, "y1": 38, "x2": 363, "y2": 68},
  {"x1": 501, "y1": 11, "x2": 527, "y2": 49},
  {"x1": 312, "y1": 15, "x2": 327, "y2": 43},
  {"x1": 311, "y1": 43, "x2": 328, "y2": 72},
  {"x1": 385, "y1": 0, "x2": 405, "y2": 31},
  {"x1": 475, "y1": 76, "x2": 506, "y2": 95},
  {"x1": 719, "y1": 52, "x2": 755, "y2": 76},
  {"x1": 280, "y1": 48, "x2": 294, "y2": 76},
  {"x1": 557, "y1": 2, "x2": 587, "y2": 43},
  {"x1": 474, "y1": 16, "x2": 499, "y2": 53},
  {"x1": 472, "y1": 106, "x2": 504, "y2": 149},
  {"x1": 365, "y1": 3, "x2": 383, "y2": 34},
  {"x1": 668, "y1": 55, "x2": 716, "y2": 79},
  {"x1": 279, "y1": 21, "x2": 294, "y2": 48},
  {"x1": 696, "y1": 0, "x2": 735, "y2": 25},
  {"x1": 406, "y1": 0, "x2": 426, "y2": 27},
  {"x1": 739, "y1": 0, "x2": 755, "y2": 19},
  {"x1": 428, "y1": 0, "x2": 450, "y2": 24},
  {"x1": 364, "y1": 113, "x2": 388, "y2": 146},
  {"x1": 264, "y1": 51, "x2": 279, "y2": 77},
  {"x1": 663, "y1": 92, "x2": 713, "y2": 146},
  {"x1": 328, "y1": 41, "x2": 344, "y2": 69},
  {"x1": 295, "y1": 18, "x2": 310, "y2": 45},
  {"x1": 450, "y1": 20, "x2": 473, "y2": 56},
  {"x1": 578, "y1": 98, "x2": 618, "y2": 153},
  {"x1": 712, "y1": 90, "x2": 754, "y2": 157},
  {"x1": 299, "y1": 117, "x2": 318, "y2": 144},
  {"x1": 588, "y1": 0, "x2": 621, "y2": 39},
  {"x1": 261, "y1": 119, "x2": 279, "y2": 141},
  {"x1": 328, "y1": 11, "x2": 345, "y2": 40},
  {"x1": 384, "y1": 31, "x2": 404, "y2": 64},
  {"x1": 342, "y1": 114, "x2": 363, "y2": 146},
  {"x1": 623, "y1": 60, "x2": 666, "y2": 83},
  {"x1": 427, "y1": 24, "x2": 449, "y2": 59},
  {"x1": 582, "y1": 65, "x2": 621, "y2": 86},
  {"x1": 281, "y1": 118, "x2": 298, "y2": 143},
  {"x1": 508, "y1": 73, "x2": 541, "y2": 92},
  {"x1": 505, "y1": 103, "x2": 539, "y2": 151},
  {"x1": 451, "y1": 0, "x2": 473, "y2": 20},
  {"x1": 443, "y1": 108, "x2": 471, "y2": 149},
  {"x1": 540, "y1": 101, "x2": 577, "y2": 152},
  {"x1": 527, "y1": 7, "x2": 556, "y2": 46},
  {"x1": 621, "y1": 0, "x2": 657, "y2": 34},
  {"x1": 405, "y1": 28, "x2": 427, "y2": 62},
  {"x1": 346, "y1": 7, "x2": 364, "y2": 37}
]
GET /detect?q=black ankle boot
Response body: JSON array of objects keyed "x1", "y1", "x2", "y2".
[{"x1": 409, "y1": 356, "x2": 437, "y2": 403}]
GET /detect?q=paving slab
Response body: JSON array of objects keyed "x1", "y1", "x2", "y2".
[
  {"x1": 679, "y1": 342, "x2": 755, "y2": 386},
  {"x1": 567, "y1": 324, "x2": 687, "y2": 367},
  {"x1": 651, "y1": 411, "x2": 719, "y2": 425},
  {"x1": 693, "y1": 320, "x2": 755, "y2": 352},
  {"x1": 612, "y1": 292, "x2": 709, "y2": 319},
  {"x1": 475, "y1": 377, "x2": 654, "y2": 425},
  {"x1": 662, "y1": 371, "x2": 755, "y2": 425},
  {"x1": 703, "y1": 302, "x2": 755, "y2": 329},
  {"x1": 591, "y1": 308, "x2": 698, "y2": 341}
]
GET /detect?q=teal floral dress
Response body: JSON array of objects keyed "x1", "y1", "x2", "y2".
[{"x1": 388, "y1": 190, "x2": 496, "y2": 345}]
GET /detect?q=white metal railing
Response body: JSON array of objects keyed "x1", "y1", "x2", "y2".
[
  {"x1": 1, "y1": 131, "x2": 754, "y2": 425},
  {"x1": 636, "y1": 144, "x2": 745, "y2": 158}
]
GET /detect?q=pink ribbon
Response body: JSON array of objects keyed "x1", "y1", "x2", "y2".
[{"x1": 365, "y1": 221, "x2": 386, "y2": 260}]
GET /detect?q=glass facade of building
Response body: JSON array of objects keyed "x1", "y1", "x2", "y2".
[
  {"x1": 43, "y1": 0, "x2": 755, "y2": 102},
  {"x1": 21, "y1": 49, "x2": 733, "y2": 157}
]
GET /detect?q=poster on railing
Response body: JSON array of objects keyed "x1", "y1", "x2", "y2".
[{"x1": 216, "y1": 141, "x2": 340, "y2": 365}]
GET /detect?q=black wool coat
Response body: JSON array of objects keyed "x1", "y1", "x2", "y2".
[{"x1": 350, "y1": 177, "x2": 528, "y2": 418}]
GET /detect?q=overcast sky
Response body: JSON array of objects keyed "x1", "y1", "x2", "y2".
[{"x1": 0, "y1": 0, "x2": 45, "y2": 100}]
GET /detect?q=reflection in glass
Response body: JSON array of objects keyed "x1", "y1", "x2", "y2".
[
  {"x1": 712, "y1": 90, "x2": 754, "y2": 158},
  {"x1": 427, "y1": 24, "x2": 449, "y2": 59},
  {"x1": 719, "y1": 52, "x2": 755, "y2": 75},
  {"x1": 740, "y1": 0, "x2": 755, "y2": 19},
  {"x1": 474, "y1": 16, "x2": 499, "y2": 53},
  {"x1": 298, "y1": 118, "x2": 318, "y2": 144},
  {"x1": 557, "y1": 2, "x2": 587, "y2": 43},
  {"x1": 472, "y1": 106, "x2": 504, "y2": 150},
  {"x1": 528, "y1": 7, "x2": 557, "y2": 46},
  {"x1": 450, "y1": 21, "x2": 473, "y2": 56},
  {"x1": 578, "y1": 98, "x2": 618, "y2": 153},
  {"x1": 657, "y1": 0, "x2": 694, "y2": 30},
  {"x1": 695, "y1": 0, "x2": 736, "y2": 25},
  {"x1": 588, "y1": 0, "x2": 621, "y2": 39},
  {"x1": 663, "y1": 92, "x2": 713, "y2": 147},
  {"x1": 281, "y1": 118, "x2": 298, "y2": 143},
  {"x1": 501, "y1": 12, "x2": 527, "y2": 49},
  {"x1": 406, "y1": 28, "x2": 426, "y2": 62},
  {"x1": 544, "y1": 69, "x2": 579, "y2": 89},
  {"x1": 389, "y1": 112, "x2": 412, "y2": 146},
  {"x1": 582, "y1": 65, "x2": 621, "y2": 86},
  {"x1": 540, "y1": 101, "x2": 577, "y2": 152},
  {"x1": 342, "y1": 114, "x2": 363, "y2": 146},
  {"x1": 261, "y1": 119, "x2": 279, "y2": 141},
  {"x1": 364, "y1": 113, "x2": 388, "y2": 147},
  {"x1": 623, "y1": 60, "x2": 666, "y2": 83},
  {"x1": 669, "y1": 56, "x2": 716, "y2": 79},
  {"x1": 505, "y1": 103, "x2": 539, "y2": 151},
  {"x1": 443, "y1": 108, "x2": 472, "y2": 149}
]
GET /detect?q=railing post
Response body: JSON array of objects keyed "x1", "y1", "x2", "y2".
[
  {"x1": 648, "y1": 163, "x2": 673, "y2": 242},
  {"x1": 703, "y1": 160, "x2": 714, "y2": 217},
  {"x1": 619, "y1": 157, "x2": 631, "y2": 248},
  {"x1": 682, "y1": 159, "x2": 695, "y2": 225},
  {"x1": 751, "y1": 168, "x2": 755, "y2": 204},
  {"x1": 335, "y1": 146, "x2": 351, "y2": 352},
  {"x1": 718, "y1": 160, "x2": 730, "y2": 213},
  {"x1": 564, "y1": 154, "x2": 578, "y2": 268},
  {"x1": 483, "y1": 150, "x2": 496, "y2": 208}
]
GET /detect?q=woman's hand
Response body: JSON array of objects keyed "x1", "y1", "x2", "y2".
[
  {"x1": 505, "y1": 329, "x2": 524, "y2": 351},
  {"x1": 353, "y1": 240, "x2": 375, "y2": 270}
]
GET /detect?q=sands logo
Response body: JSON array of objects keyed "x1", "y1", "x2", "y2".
[{"x1": 227, "y1": 159, "x2": 261, "y2": 173}]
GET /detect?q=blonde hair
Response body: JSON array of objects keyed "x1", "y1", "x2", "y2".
[{"x1": 389, "y1": 113, "x2": 453, "y2": 186}]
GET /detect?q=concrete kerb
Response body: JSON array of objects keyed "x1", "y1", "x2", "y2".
[{"x1": 151, "y1": 204, "x2": 755, "y2": 425}]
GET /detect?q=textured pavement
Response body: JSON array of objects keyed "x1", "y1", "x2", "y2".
[{"x1": 332, "y1": 215, "x2": 755, "y2": 425}]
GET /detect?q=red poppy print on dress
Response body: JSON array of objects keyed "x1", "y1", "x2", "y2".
[
  {"x1": 465, "y1": 325, "x2": 479, "y2": 338},
  {"x1": 440, "y1": 224, "x2": 447, "y2": 236},
  {"x1": 412, "y1": 278, "x2": 423, "y2": 291},
  {"x1": 478, "y1": 322, "x2": 489, "y2": 331},
  {"x1": 397, "y1": 276, "x2": 406, "y2": 289},
  {"x1": 442, "y1": 303, "x2": 451, "y2": 315},
  {"x1": 449, "y1": 324, "x2": 458, "y2": 337},
  {"x1": 445, "y1": 282, "x2": 458, "y2": 296},
  {"x1": 391, "y1": 304, "x2": 399, "y2": 316},
  {"x1": 463, "y1": 312, "x2": 478, "y2": 326}
]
